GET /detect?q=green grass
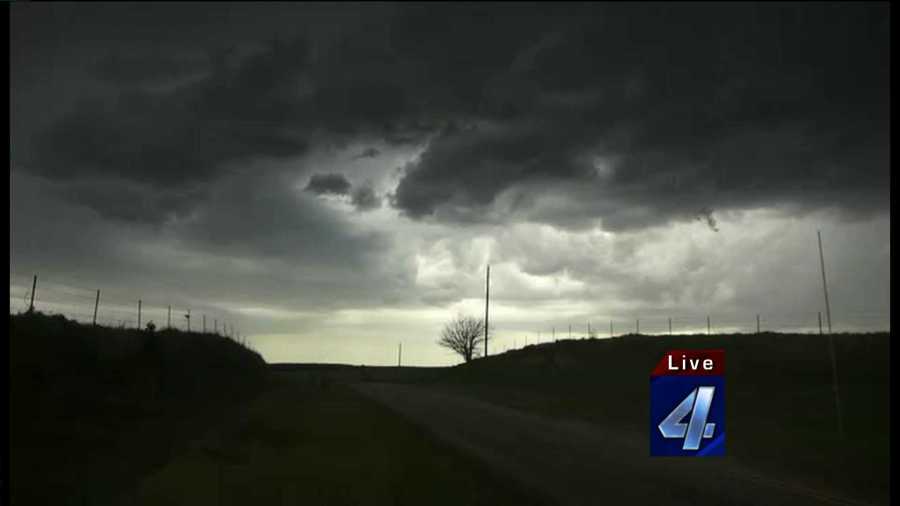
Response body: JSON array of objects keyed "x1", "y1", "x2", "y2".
[{"x1": 133, "y1": 376, "x2": 548, "y2": 506}]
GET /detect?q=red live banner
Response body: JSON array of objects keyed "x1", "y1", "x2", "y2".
[{"x1": 650, "y1": 349, "x2": 725, "y2": 377}]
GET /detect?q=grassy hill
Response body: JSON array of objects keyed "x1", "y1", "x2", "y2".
[
  {"x1": 437, "y1": 332, "x2": 891, "y2": 504},
  {"x1": 9, "y1": 311, "x2": 268, "y2": 506}
]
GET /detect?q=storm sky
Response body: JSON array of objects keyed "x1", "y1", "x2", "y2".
[{"x1": 10, "y1": 3, "x2": 890, "y2": 365}]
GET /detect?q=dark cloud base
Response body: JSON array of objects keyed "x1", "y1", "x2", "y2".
[{"x1": 13, "y1": 3, "x2": 889, "y2": 233}]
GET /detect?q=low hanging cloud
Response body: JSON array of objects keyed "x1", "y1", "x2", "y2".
[
  {"x1": 305, "y1": 173, "x2": 352, "y2": 196},
  {"x1": 352, "y1": 147, "x2": 381, "y2": 160},
  {"x1": 696, "y1": 208, "x2": 719, "y2": 233},
  {"x1": 390, "y1": 3, "x2": 889, "y2": 231},
  {"x1": 351, "y1": 182, "x2": 382, "y2": 211},
  {"x1": 17, "y1": 4, "x2": 888, "y2": 233}
]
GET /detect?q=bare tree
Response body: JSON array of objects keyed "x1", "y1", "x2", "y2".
[{"x1": 438, "y1": 315, "x2": 486, "y2": 363}]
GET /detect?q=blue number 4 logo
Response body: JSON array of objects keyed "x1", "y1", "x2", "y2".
[{"x1": 658, "y1": 386, "x2": 717, "y2": 451}]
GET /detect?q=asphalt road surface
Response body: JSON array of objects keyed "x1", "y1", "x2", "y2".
[{"x1": 353, "y1": 383, "x2": 880, "y2": 506}]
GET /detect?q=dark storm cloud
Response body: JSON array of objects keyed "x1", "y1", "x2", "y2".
[
  {"x1": 51, "y1": 177, "x2": 203, "y2": 225},
  {"x1": 91, "y1": 49, "x2": 209, "y2": 88},
  {"x1": 10, "y1": 3, "x2": 890, "y2": 364},
  {"x1": 9, "y1": 168, "x2": 415, "y2": 314},
  {"x1": 352, "y1": 147, "x2": 381, "y2": 160},
  {"x1": 351, "y1": 182, "x2": 382, "y2": 212},
  {"x1": 13, "y1": 3, "x2": 890, "y2": 232},
  {"x1": 392, "y1": 3, "x2": 890, "y2": 229},
  {"x1": 177, "y1": 171, "x2": 384, "y2": 267},
  {"x1": 305, "y1": 173, "x2": 352, "y2": 196},
  {"x1": 26, "y1": 36, "x2": 314, "y2": 189}
]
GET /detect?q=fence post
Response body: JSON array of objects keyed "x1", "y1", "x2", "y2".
[
  {"x1": 92, "y1": 290, "x2": 100, "y2": 326},
  {"x1": 28, "y1": 274, "x2": 37, "y2": 313}
]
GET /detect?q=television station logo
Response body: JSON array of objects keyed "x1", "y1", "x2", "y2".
[{"x1": 650, "y1": 349, "x2": 725, "y2": 457}]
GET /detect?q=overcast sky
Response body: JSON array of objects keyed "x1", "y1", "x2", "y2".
[{"x1": 10, "y1": 3, "x2": 890, "y2": 365}]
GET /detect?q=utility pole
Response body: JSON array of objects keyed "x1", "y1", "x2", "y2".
[
  {"x1": 203, "y1": 314, "x2": 207, "y2": 333},
  {"x1": 610, "y1": 320, "x2": 613, "y2": 338},
  {"x1": 636, "y1": 319, "x2": 639, "y2": 334},
  {"x1": 815, "y1": 225, "x2": 843, "y2": 437},
  {"x1": 756, "y1": 314, "x2": 760, "y2": 334},
  {"x1": 817, "y1": 230, "x2": 833, "y2": 333},
  {"x1": 92, "y1": 290, "x2": 100, "y2": 326},
  {"x1": 167, "y1": 306, "x2": 171, "y2": 328},
  {"x1": 568, "y1": 324, "x2": 571, "y2": 340},
  {"x1": 28, "y1": 274, "x2": 36, "y2": 313},
  {"x1": 137, "y1": 300, "x2": 142, "y2": 329},
  {"x1": 707, "y1": 315, "x2": 711, "y2": 335},
  {"x1": 818, "y1": 312, "x2": 823, "y2": 335},
  {"x1": 668, "y1": 317, "x2": 672, "y2": 335},
  {"x1": 484, "y1": 264, "x2": 490, "y2": 358},
  {"x1": 398, "y1": 343, "x2": 402, "y2": 367},
  {"x1": 553, "y1": 327, "x2": 556, "y2": 342},
  {"x1": 186, "y1": 310, "x2": 191, "y2": 332},
  {"x1": 587, "y1": 321, "x2": 591, "y2": 339},
  {"x1": 214, "y1": 318, "x2": 218, "y2": 334}
]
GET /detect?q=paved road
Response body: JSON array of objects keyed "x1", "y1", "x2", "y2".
[{"x1": 353, "y1": 383, "x2": 879, "y2": 506}]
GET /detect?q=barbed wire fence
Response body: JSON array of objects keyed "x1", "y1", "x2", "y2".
[
  {"x1": 10, "y1": 272, "x2": 889, "y2": 361},
  {"x1": 485, "y1": 310, "x2": 889, "y2": 354},
  {"x1": 8, "y1": 273, "x2": 257, "y2": 353}
]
